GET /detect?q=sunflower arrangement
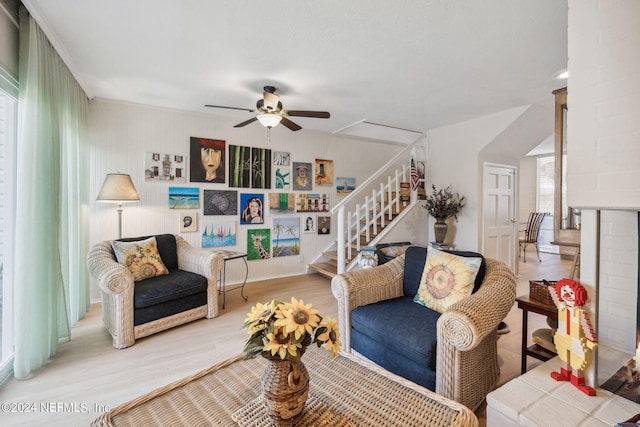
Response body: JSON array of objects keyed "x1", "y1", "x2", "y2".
[{"x1": 242, "y1": 297, "x2": 341, "y2": 361}]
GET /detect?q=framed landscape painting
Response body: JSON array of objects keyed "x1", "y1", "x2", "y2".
[{"x1": 272, "y1": 217, "x2": 300, "y2": 257}]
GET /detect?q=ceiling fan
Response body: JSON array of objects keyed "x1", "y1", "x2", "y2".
[{"x1": 205, "y1": 86, "x2": 330, "y2": 131}]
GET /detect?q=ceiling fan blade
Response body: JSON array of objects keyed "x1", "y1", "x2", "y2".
[
  {"x1": 282, "y1": 110, "x2": 330, "y2": 119},
  {"x1": 280, "y1": 117, "x2": 302, "y2": 131},
  {"x1": 205, "y1": 105, "x2": 255, "y2": 113},
  {"x1": 234, "y1": 117, "x2": 258, "y2": 128}
]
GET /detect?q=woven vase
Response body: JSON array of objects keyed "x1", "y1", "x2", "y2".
[
  {"x1": 261, "y1": 358, "x2": 310, "y2": 427},
  {"x1": 434, "y1": 218, "x2": 448, "y2": 243}
]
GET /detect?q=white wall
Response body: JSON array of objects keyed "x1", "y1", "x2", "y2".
[
  {"x1": 427, "y1": 107, "x2": 524, "y2": 251},
  {"x1": 567, "y1": 0, "x2": 640, "y2": 210},
  {"x1": 518, "y1": 156, "x2": 537, "y2": 223},
  {"x1": 598, "y1": 210, "x2": 638, "y2": 353},
  {"x1": 88, "y1": 99, "x2": 404, "y2": 300}
]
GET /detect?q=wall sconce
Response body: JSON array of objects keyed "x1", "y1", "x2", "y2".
[
  {"x1": 257, "y1": 113, "x2": 282, "y2": 129},
  {"x1": 96, "y1": 173, "x2": 140, "y2": 238}
]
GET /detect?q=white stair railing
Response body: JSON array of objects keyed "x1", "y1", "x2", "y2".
[{"x1": 330, "y1": 136, "x2": 424, "y2": 274}]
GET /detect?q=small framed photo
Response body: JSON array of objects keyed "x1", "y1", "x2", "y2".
[{"x1": 180, "y1": 212, "x2": 198, "y2": 232}]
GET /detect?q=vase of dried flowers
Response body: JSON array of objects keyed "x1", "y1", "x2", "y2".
[
  {"x1": 242, "y1": 297, "x2": 341, "y2": 427},
  {"x1": 434, "y1": 218, "x2": 448, "y2": 243},
  {"x1": 422, "y1": 185, "x2": 465, "y2": 244}
]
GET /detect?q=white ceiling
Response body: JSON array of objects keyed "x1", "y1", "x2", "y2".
[{"x1": 22, "y1": 0, "x2": 568, "y2": 145}]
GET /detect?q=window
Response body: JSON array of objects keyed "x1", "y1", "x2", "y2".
[
  {"x1": 0, "y1": 89, "x2": 16, "y2": 384},
  {"x1": 536, "y1": 154, "x2": 567, "y2": 254}
]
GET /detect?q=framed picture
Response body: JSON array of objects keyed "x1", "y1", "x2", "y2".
[
  {"x1": 337, "y1": 177, "x2": 355, "y2": 194},
  {"x1": 228, "y1": 145, "x2": 252, "y2": 188},
  {"x1": 272, "y1": 217, "x2": 300, "y2": 257},
  {"x1": 317, "y1": 216, "x2": 331, "y2": 235},
  {"x1": 292, "y1": 161, "x2": 312, "y2": 191},
  {"x1": 314, "y1": 159, "x2": 334, "y2": 185},
  {"x1": 247, "y1": 229, "x2": 271, "y2": 260},
  {"x1": 302, "y1": 214, "x2": 316, "y2": 234},
  {"x1": 190, "y1": 137, "x2": 225, "y2": 183},
  {"x1": 145, "y1": 152, "x2": 186, "y2": 183},
  {"x1": 180, "y1": 212, "x2": 198, "y2": 232},
  {"x1": 274, "y1": 166, "x2": 291, "y2": 189},
  {"x1": 251, "y1": 147, "x2": 271, "y2": 189},
  {"x1": 240, "y1": 193, "x2": 264, "y2": 224},
  {"x1": 203, "y1": 190, "x2": 238, "y2": 216},
  {"x1": 273, "y1": 150, "x2": 290, "y2": 166},
  {"x1": 267, "y1": 193, "x2": 296, "y2": 215},
  {"x1": 201, "y1": 220, "x2": 236, "y2": 247},
  {"x1": 169, "y1": 187, "x2": 199, "y2": 209}
]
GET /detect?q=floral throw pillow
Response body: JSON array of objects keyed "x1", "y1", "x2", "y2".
[
  {"x1": 112, "y1": 237, "x2": 169, "y2": 282},
  {"x1": 413, "y1": 247, "x2": 482, "y2": 313}
]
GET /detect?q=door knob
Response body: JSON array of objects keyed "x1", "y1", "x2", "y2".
[{"x1": 510, "y1": 218, "x2": 517, "y2": 224}]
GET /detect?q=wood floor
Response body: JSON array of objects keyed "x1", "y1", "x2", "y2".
[{"x1": 0, "y1": 252, "x2": 571, "y2": 426}]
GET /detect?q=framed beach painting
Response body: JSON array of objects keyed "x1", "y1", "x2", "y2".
[
  {"x1": 168, "y1": 187, "x2": 199, "y2": 209},
  {"x1": 272, "y1": 217, "x2": 300, "y2": 257}
]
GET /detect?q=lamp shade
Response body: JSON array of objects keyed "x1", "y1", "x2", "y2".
[
  {"x1": 257, "y1": 113, "x2": 282, "y2": 129},
  {"x1": 96, "y1": 173, "x2": 140, "y2": 202}
]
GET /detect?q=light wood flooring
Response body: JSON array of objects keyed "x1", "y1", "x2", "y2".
[{"x1": 0, "y1": 252, "x2": 571, "y2": 426}]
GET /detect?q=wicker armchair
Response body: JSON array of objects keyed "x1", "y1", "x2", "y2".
[
  {"x1": 331, "y1": 251, "x2": 516, "y2": 412},
  {"x1": 87, "y1": 234, "x2": 223, "y2": 348}
]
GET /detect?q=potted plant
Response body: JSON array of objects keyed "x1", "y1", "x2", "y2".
[{"x1": 422, "y1": 184, "x2": 465, "y2": 243}]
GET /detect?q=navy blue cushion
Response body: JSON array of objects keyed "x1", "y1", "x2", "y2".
[
  {"x1": 351, "y1": 329, "x2": 436, "y2": 391},
  {"x1": 351, "y1": 296, "x2": 440, "y2": 370},
  {"x1": 115, "y1": 234, "x2": 178, "y2": 270},
  {"x1": 402, "y1": 246, "x2": 486, "y2": 297},
  {"x1": 134, "y1": 269, "x2": 207, "y2": 309},
  {"x1": 134, "y1": 291, "x2": 207, "y2": 326}
]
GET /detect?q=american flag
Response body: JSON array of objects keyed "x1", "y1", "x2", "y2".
[{"x1": 410, "y1": 158, "x2": 420, "y2": 191}]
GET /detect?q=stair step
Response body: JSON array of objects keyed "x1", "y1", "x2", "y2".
[{"x1": 308, "y1": 262, "x2": 337, "y2": 279}]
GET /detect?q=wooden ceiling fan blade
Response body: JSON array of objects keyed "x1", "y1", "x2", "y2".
[
  {"x1": 280, "y1": 117, "x2": 302, "y2": 131},
  {"x1": 234, "y1": 117, "x2": 258, "y2": 128},
  {"x1": 283, "y1": 110, "x2": 330, "y2": 119},
  {"x1": 205, "y1": 105, "x2": 255, "y2": 113}
]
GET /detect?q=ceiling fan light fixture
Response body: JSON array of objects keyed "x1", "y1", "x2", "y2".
[{"x1": 257, "y1": 113, "x2": 282, "y2": 129}]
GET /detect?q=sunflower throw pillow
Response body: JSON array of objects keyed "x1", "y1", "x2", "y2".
[
  {"x1": 112, "y1": 237, "x2": 169, "y2": 282},
  {"x1": 413, "y1": 247, "x2": 483, "y2": 313}
]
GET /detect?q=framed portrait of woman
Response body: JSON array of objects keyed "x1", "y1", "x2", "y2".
[{"x1": 190, "y1": 137, "x2": 225, "y2": 183}]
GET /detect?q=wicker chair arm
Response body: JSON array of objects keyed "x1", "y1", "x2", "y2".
[
  {"x1": 176, "y1": 236, "x2": 224, "y2": 280},
  {"x1": 331, "y1": 255, "x2": 405, "y2": 350},
  {"x1": 438, "y1": 258, "x2": 516, "y2": 351},
  {"x1": 86, "y1": 240, "x2": 134, "y2": 294}
]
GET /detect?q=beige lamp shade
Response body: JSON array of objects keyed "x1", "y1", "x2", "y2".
[{"x1": 96, "y1": 173, "x2": 140, "y2": 202}]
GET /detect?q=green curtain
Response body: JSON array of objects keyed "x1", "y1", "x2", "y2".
[{"x1": 13, "y1": 8, "x2": 89, "y2": 379}]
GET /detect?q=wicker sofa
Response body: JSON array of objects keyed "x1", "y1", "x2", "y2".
[
  {"x1": 331, "y1": 246, "x2": 516, "y2": 411},
  {"x1": 87, "y1": 234, "x2": 224, "y2": 349}
]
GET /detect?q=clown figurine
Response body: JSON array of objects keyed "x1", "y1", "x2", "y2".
[{"x1": 548, "y1": 278, "x2": 598, "y2": 395}]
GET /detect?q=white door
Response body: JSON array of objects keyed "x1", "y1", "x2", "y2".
[{"x1": 482, "y1": 163, "x2": 517, "y2": 272}]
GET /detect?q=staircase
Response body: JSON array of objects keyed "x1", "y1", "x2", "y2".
[
  {"x1": 307, "y1": 135, "x2": 425, "y2": 279},
  {"x1": 308, "y1": 201, "x2": 410, "y2": 278}
]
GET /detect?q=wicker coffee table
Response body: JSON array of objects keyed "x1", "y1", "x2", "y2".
[{"x1": 92, "y1": 347, "x2": 478, "y2": 427}]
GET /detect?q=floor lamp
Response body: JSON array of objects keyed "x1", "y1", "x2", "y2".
[{"x1": 96, "y1": 173, "x2": 140, "y2": 239}]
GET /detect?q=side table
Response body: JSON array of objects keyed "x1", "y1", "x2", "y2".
[
  {"x1": 516, "y1": 295, "x2": 558, "y2": 374},
  {"x1": 212, "y1": 250, "x2": 248, "y2": 309}
]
